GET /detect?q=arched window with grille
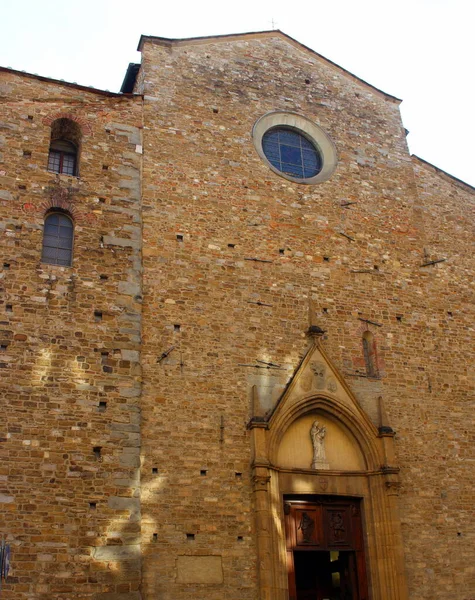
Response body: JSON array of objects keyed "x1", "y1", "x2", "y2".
[
  {"x1": 47, "y1": 118, "x2": 82, "y2": 176},
  {"x1": 41, "y1": 212, "x2": 74, "y2": 266},
  {"x1": 362, "y1": 331, "x2": 378, "y2": 378},
  {"x1": 47, "y1": 139, "x2": 77, "y2": 175}
]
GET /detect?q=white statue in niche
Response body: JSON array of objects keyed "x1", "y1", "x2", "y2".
[{"x1": 310, "y1": 420, "x2": 330, "y2": 470}]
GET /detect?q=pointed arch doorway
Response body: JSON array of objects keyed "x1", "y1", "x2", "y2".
[
  {"x1": 249, "y1": 333, "x2": 408, "y2": 600},
  {"x1": 284, "y1": 496, "x2": 368, "y2": 600}
]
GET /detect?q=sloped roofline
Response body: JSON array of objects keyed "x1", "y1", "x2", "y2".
[
  {"x1": 412, "y1": 155, "x2": 475, "y2": 193},
  {"x1": 0, "y1": 66, "x2": 131, "y2": 98},
  {"x1": 137, "y1": 29, "x2": 402, "y2": 103}
]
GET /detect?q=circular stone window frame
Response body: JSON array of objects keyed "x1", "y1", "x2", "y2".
[{"x1": 252, "y1": 111, "x2": 338, "y2": 185}]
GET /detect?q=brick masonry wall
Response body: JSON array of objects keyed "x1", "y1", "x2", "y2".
[
  {"x1": 0, "y1": 72, "x2": 143, "y2": 599},
  {"x1": 138, "y1": 34, "x2": 474, "y2": 600}
]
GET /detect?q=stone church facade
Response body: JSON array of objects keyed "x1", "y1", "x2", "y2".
[{"x1": 0, "y1": 30, "x2": 473, "y2": 600}]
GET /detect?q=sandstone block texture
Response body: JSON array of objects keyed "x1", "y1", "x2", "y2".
[
  {"x1": 0, "y1": 71, "x2": 143, "y2": 599},
  {"x1": 1, "y1": 30, "x2": 474, "y2": 600}
]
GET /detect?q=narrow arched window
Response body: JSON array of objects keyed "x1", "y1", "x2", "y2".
[
  {"x1": 41, "y1": 212, "x2": 74, "y2": 266},
  {"x1": 362, "y1": 331, "x2": 378, "y2": 378},
  {"x1": 47, "y1": 118, "x2": 82, "y2": 176}
]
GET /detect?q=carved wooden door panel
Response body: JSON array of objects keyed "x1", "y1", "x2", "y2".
[
  {"x1": 323, "y1": 506, "x2": 353, "y2": 548},
  {"x1": 285, "y1": 497, "x2": 368, "y2": 600}
]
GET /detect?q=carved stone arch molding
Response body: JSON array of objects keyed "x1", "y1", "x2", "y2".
[{"x1": 249, "y1": 335, "x2": 409, "y2": 600}]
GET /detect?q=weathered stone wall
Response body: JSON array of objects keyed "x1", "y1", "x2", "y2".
[
  {"x1": 138, "y1": 34, "x2": 474, "y2": 600},
  {"x1": 1, "y1": 30, "x2": 474, "y2": 600},
  {"x1": 0, "y1": 71, "x2": 143, "y2": 599},
  {"x1": 400, "y1": 157, "x2": 475, "y2": 598}
]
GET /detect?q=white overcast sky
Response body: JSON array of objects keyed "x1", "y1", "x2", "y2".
[{"x1": 2, "y1": 0, "x2": 474, "y2": 186}]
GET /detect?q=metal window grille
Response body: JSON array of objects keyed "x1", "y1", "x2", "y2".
[
  {"x1": 47, "y1": 140, "x2": 77, "y2": 175},
  {"x1": 0, "y1": 539, "x2": 11, "y2": 587}
]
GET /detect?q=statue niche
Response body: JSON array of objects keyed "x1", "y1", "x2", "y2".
[
  {"x1": 276, "y1": 414, "x2": 366, "y2": 471},
  {"x1": 310, "y1": 420, "x2": 330, "y2": 470}
]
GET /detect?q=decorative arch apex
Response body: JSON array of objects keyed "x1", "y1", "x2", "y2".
[
  {"x1": 261, "y1": 339, "x2": 389, "y2": 473},
  {"x1": 249, "y1": 339, "x2": 407, "y2": 600}
]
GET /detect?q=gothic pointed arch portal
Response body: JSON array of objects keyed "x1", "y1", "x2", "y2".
[{"x1": 249, "y1": 330, "x2": 408, "y2": 600}]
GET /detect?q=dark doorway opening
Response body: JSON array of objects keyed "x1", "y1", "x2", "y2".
[
  {"x1": 294, "y1": 550, "x2": 358, "y2": 600},
  {"x1": 285, "y1": 496, "x2": 368, "y2": 600}
]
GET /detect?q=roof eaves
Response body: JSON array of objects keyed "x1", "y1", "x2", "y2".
[
  {"x1": 137, "y1": 30, "x2": 277, "y2": 51},
  {"x1": 137, "y1": 29, "x2": 402, "y2": 103},
  {"x1": 0, "y1": 66, "x2": 132, "y2": 98},
  {"x1": 412, "y1": 155, "x2": 474, "y2": 192},
  {"x1": 278, "y1": 30, "x2": 402, "y2": 104}
]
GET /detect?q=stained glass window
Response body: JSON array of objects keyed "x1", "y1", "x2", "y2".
[
  {"x1": 41, "y1": 213, "x2": 73, "y2": 266},
  {"x1": 262, "y1": 127, "x2": 322, "y2": 179}
]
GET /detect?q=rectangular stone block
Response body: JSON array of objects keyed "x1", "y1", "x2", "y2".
[
  {"x1": 92, "y1": 544, "x2": 141, "y2": 561},
  {"x1": 103, "y1": 236, "x2": 141, "y2": 249},
  {"x1": 176, "y1": 555, "x2": 223, "y2": 584}
]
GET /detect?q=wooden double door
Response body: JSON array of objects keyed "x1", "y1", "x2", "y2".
[{"x1": 284, "y1": 497, "x2": 368, "y2": 600}]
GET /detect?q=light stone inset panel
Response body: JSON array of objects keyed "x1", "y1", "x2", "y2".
[{"x1": 176, "y1": 555, "x2": 224, "y2": 584}]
